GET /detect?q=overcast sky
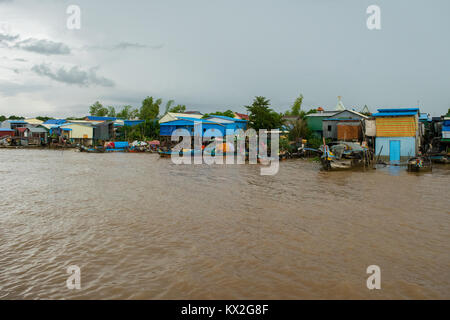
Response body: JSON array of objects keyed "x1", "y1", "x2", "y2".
[{"x1": 0, "y1": 0, "x2": 449, "y2": 117}]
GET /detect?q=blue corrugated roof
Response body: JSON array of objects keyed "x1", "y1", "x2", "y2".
[
  {"x1": 85, "y1": 116, "x2": 117, "y2": 121},
  {"x1": 377, "y1": 108, "x2": 419, "y2": 113},
  {"x1": 44, "y1": 119, "x2": 67, "y2": 125},
  {"x1": 162, "y1": 117, "x2": 224, "y2": 126},
  {"x1": 0, "y1": 128, "x2": 14, "y2": 131},
  {"x1": 373, "y1": 112, "x2": 418, "y2": 117},
  {"x1": 5, "y1": 120, "x2": 27, "y2": 124}
]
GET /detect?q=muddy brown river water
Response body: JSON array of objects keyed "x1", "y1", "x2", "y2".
[{"x1": 0, "y1": 149, "x2": 449, "y2": 299}]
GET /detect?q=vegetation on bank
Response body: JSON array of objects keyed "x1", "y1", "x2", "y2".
[
  {"x1": 4, "y1": 95, "x2": 446, "y2": 149},
  {"x1": 0, "y1": 94, "x2": 332, "y2": 148}
]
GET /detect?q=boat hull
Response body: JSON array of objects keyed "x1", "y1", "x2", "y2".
[{"x1": 407, "y1": 157, "x2": 432, "y2": 172}]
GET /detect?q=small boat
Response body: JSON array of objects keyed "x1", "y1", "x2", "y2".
[
  {"x1": 158, "y1": 149, "x2": 203, "y2": 158},
  {"x1": 79, "y1": 145, "x2": 105, "y2": 153},
  {"x1": 320, "y1": 141, "x2": 372, "y2": 171},
  {"x1": 407, "y1": 156, "x2": 432, "y2": 172}
]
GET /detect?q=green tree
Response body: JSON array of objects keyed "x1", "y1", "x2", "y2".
[
  {"x1": 169, "y1": 105, "x2": 187, "y2": 113},
  {"x1": 107, "y1": 106, "x2": 116, "y2": 117},
  {"x1": 89, "y1": 101, "x2": 108, "y2": 116},
  {"x1": 140, "y1": 96, "x2": 161, "y2": 120},
  {"x1": 164, "y1": 99, "x2": 175, "y2": 114},
  {"x1": 0, "y1": 115, "x2": 6, "y2": 122},
  {"x1": 117, "y1": 105, "x2": 132, "y2": 119},
  {"x1": 116, "y1": 105, "x2": 140, "y2": 119},
  {"x1": 446, "y1": 108, "x2": 450, "y2": 117},
  {"x1": 116, "y1": 119, "x2": 160, "y2": 141},
  {"x1": 36, "y1": 116, "x2": 55, "y2": 122},
  {"x1": 279, "y1": 136, "x2": 291, "y2": 152},
  {"x1": 245, "y1": 96, "x2": 284, "y2": 131},
  {"x1": 129, "y1": 108, "x2": 139, "y2": 119},
  {"x1": 285, "y1": 94, "x2": 303, "y2": 117},
  {"x1": 202, "y1": 109, "x2": 235, "y2": 119},
  {"x1": 288, "y1": 118, "x2": 310, "y2": 142},
  {"x1": 8, "y1": 115, "x2": 25, "y2": 120}
]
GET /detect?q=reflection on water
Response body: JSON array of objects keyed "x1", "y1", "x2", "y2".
[{"x1": 0, "y1": 149, "x2": 449, "y2": 299}]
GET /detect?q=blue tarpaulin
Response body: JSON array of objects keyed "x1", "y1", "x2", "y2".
[{"x1": 113, "y1": 141, "x2": 129, "y2": 149}]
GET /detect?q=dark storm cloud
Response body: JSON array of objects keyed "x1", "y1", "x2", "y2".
[{"x1": 31, "y1": 63, "x2": 115, "y2": 87}]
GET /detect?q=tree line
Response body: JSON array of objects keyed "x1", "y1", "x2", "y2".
[{"x1": 88, "y1": 97, "x2": 187, "y2": 120}]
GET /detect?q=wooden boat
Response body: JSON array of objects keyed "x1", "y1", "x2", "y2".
[
  {"x1": 407, "y1": 157, "x2": 432, "y2": 172},
  {"x1": 158, "y1": 149, "x2": 203, "y2": 158},
  {"x1": 79, "y1": 145, "x2": 105, "y2": 153}
]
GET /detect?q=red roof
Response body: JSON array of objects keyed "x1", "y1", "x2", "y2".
[
  {"x1": 317, "y1": 107, "x2": 324, "y2": 112},
  {"x1": 235, "y1": 112, "x2": 249, "y2": 120},
  {"x1": 17, "y1": 127, "x2": 29, "y2": 133}
]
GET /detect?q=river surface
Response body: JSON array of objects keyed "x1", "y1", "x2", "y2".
[{"x1": 0, "y1": 149, "x2": 449, "y2": 299}]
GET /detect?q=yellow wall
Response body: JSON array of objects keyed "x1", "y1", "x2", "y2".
[
  {"x1": 376, "y1": 116, "x2": 417, "y2": 137},
  {"x1": 63, "y1": 124, "x2": 93, "y2": 139}
]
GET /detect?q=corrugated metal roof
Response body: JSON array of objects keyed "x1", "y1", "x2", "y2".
[
  {"x1": 419, "y1": 113, "x2": 431, "y2": 121},
  {"x1": 44, "y1": 119, "x2": 67, "y2": 125},
  {"x1": 306, "y1": 111, "x2": 338, "y2": 117},
  {"x1": 161, "y1": 117, "x2": 224, "y2": 126},
  {"x1": 29, "y1": 127, "x2": 48, "y2": 133},
  {"x1": 234, "y1": 112, "x2": 249, "y2": 120},
  {"x1": 377, "y1": 108, "x2": 419, "y2": 112},
  {"x1": 373, "y1": 112, "x2": 418, "y2": 117},
  {"x1": 206, "y1": 115, "x2": 247, "y2": 122},
  {"x1": 5, "y1": 120, "x2": 27, "y2": 124},
  {"x1": 0, "y1": 128, "x2": 14, "y2": 131},
  {"x1": 60, "y1": 122, "x2": 93, "y2": 127},
  {"x1": 85, "y1": 116, "x2": 117, "y2": 121}
]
